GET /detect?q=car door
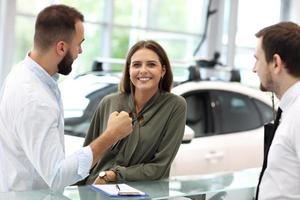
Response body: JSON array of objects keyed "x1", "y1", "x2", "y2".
[
  {"x1": 170, "y1": 90, "x2": 230, "y2": 176},
  {"x1": 210, "y1": 90, "x2": 271, "y2": 171},
  {"x1": 170, "y1": 89, "x2": 273, "y2": 176},
  {"x1": 171, "y1": 133, "x2": 231, "y2": 176}
]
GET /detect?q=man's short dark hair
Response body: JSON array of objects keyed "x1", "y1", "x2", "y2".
[
  {"x1": 255, "y1": 21, "x2": 300, "y2": 77},
  {"x1": 34, "y1": 4, "x2": 84, "y2": 51}
]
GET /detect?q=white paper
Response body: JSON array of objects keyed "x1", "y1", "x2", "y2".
[{"x1": 92, "y1": 183, "x2": 146, "y2": 196}]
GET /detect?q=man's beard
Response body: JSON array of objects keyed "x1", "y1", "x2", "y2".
[
  {"x1": 58, "y1": 51, "x2": 73, "y2": 75},
  {"x1": 259, "y1": 83, "x2": 268, "y2": 92},
  {"x1": 259, "y1": 75, "x2": 273, "y2": 92}
]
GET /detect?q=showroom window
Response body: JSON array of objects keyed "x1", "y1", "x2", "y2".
[
  {"x1": 223, "y1": 0, "x2": 282, "y2": 86},
  {"x1": 14, "y1": 0, "x2": 208, "y2": 75},
  {"x1": 2, "y1": 0, "x2": 291, "y2": 86}
]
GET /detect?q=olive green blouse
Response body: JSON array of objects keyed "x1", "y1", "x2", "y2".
[{"x1": 80, "y1": 91, "x2": 186, "y2": 184}]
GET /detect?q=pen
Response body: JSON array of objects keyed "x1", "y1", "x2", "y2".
[{"x1": 116, "y1": 184, "x2": 120, "y2": 192}]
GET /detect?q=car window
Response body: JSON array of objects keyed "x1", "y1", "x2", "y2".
[
  {"x1": 86, "y1": 84, "x2": 118, "y2": 119},
  {"x1": 253, "y1": 99, "x2": 274, "y2": 123},
  {"x1": 184, "y1": 92, "x2": 213, "y2": 138},
  {"x1": 211, "y1": 91, "x2": 261, "y2": 134}
]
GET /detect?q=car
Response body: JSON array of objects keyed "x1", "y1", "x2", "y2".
[
  {"x1": 169, "y1": 81, "x2": 273, "y2": 176},
  {"x1": 61, "y1": 72, "x2": 120, "y2": 137},
  {"x1": 60, "y1": 71, "x2": 274, "y2": 176}
]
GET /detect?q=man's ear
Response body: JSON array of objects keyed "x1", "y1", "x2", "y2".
[
  {"x1": 273, "y1": 54, "x2": 284, "y2": 75},
  {"x1": 56, "y1": 41, "x2": 67, "y2": 56}
]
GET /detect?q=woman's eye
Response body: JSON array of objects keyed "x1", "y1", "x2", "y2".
[
  {"x1": 132, "y1": 63, "x2": 140, "y2": 68},
  {"x1": 148, "y1": 63, "x2": 156, "y2": 67}
]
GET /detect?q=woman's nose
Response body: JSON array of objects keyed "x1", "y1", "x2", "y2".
[{"x1": 140, "y1": 63, "x2": 147, "y2": 72}]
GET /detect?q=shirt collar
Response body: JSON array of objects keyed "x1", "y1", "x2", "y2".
[
  {"x1": 279, "y1": 81, "x2": 300, "y2": 112},
  {"x1": 128, "y1": 90, "x2": 161, "y2": 115},
  {"x1": 128, "y1": 90, "x2": 162, "y2": 126},
  {"x1": 24, "y1": 53, "x2": 60, "y2": 90}
]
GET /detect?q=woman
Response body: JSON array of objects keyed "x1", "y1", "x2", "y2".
[{"x1": 80, "y1": 40, "x2": 186, "y2": 184}]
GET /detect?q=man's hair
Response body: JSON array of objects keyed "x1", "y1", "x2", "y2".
[
  {"x1": 34, "y1": 4, "x2": 84, "y2": 51},
  {"x1": 120, "y1": 40, "x2": 173, "y2": 93},
  {"x1": 255, "y1": 21, "x2": 300, "y2": 77}
]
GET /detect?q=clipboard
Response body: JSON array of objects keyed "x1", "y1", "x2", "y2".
[{"x1": 90, "y1": 183, "x2": 148, "y2": 197}]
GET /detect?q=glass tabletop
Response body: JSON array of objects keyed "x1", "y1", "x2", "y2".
[{"x1": 0, "y1": 168, "x2": 260, "y2": 200}]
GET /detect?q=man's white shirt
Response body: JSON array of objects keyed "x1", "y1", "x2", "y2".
[
  {"x1": 0, "y1": 55, "x2": 92, "y2": 192},
  {"x1": 259, "y1": 81, "x2": 300, "y2": 200}
]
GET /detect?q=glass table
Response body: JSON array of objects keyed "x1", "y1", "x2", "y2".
[{"x1": 0, "y1": 168, "x2": 259, "y2": 200}]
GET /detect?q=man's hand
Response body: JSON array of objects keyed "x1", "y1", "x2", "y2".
[
  {"x1": 89, "y1": 111, "x2": 133, "y2": 166},
  {"x1": 106, "y1": 111, "x2": 133, "y2": 141}
]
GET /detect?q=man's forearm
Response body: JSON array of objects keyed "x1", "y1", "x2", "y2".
[{"x1": 89, "y1": 130, "x2": 117, "y2": 166}]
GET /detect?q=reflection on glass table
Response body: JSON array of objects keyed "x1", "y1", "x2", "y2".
[{"x1": 0, "y1": 168, "x2": 259, "y2": 200}]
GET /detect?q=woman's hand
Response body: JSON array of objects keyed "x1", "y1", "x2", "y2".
[{"x1": 93, "y1": 170, "x2": 117, "y2": 184}]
